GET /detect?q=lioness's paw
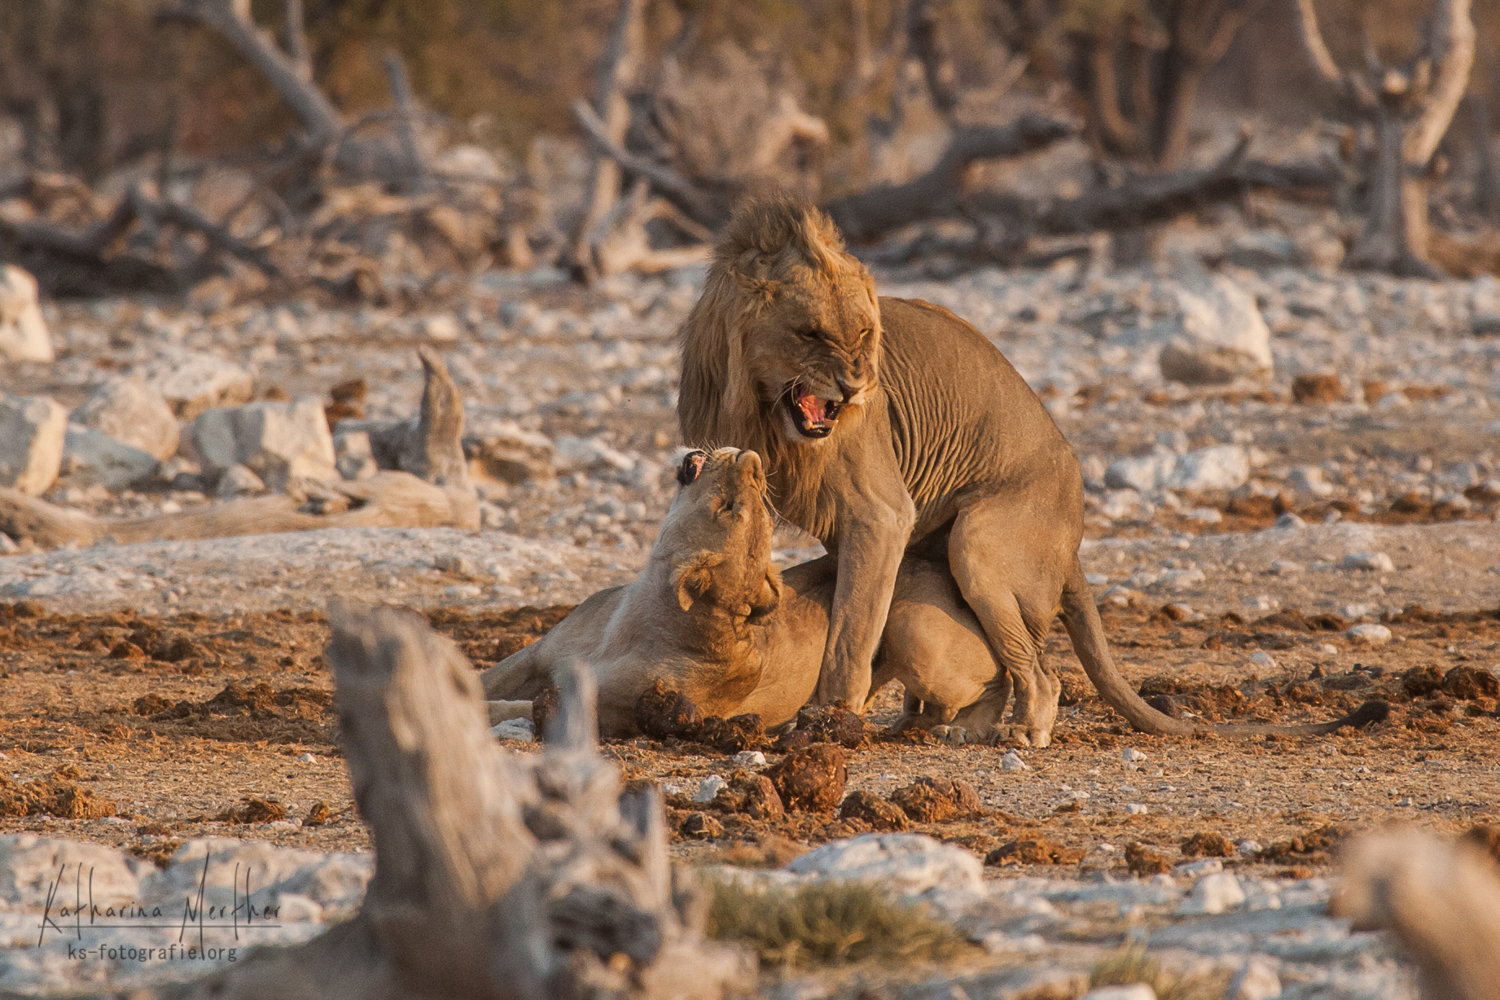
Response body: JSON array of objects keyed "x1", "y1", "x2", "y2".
[{"x1": 930, "y1": 725, "x2": 969, "y2": 747}]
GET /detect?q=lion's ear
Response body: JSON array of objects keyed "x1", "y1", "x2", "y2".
[
  {"x1": 672, "y1": 553, "x2": 722, "y2": 612},
  {"x1": 745, "y1": 567, "x2": 783, "y2": 624}
]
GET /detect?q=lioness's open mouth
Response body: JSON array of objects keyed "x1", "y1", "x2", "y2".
[{"x1": 786, "y1": 383, "x2": 842, "y2": 438}]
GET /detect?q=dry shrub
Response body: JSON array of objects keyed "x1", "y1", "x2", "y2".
[
  {"x1": 1091, "y1": 942, "x2": 1232, "y2": 1000},
  {"x1": 706, "y1": 879, "x2": 963, "y2": 967}
]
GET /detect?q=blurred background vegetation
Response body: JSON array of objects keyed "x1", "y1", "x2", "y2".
[{"x1": 5, "y1": 0, "x2": 1499, "y2": 185}]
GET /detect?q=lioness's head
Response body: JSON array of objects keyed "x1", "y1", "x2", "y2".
[
  {"x1": 655, "y1": 447, "x2": 781, "y2": 622},
  {"x1": 680, "y1": 194, "x2": 880, "y2": 450}
]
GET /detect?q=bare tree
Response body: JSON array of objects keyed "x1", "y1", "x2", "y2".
[{"x1": 1292, "y1": 0, "x2": 1475, "y2": 276}]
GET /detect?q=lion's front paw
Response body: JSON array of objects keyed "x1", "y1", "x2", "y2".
[{"x1": 930, "y1": 724, "x2": 969, "y2": 747}]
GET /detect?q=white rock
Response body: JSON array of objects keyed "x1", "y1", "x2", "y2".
[
  {"x1": 1175, "y1": 871, "x2": 1246, "y2": 915},
  {"x1": 1273, "y1": 513, "x2": 1306, "y2": 529},
  {"x1": 1342, "y1": 603, "x2": 1372, "y2": 620},
  {"x1": 553, "y1": 434, "x2": 635, "y2": 473},
  {"x1": 1186, "y1": 507, "x2": 1223, "y2": 524},
  {"x1": 333, "y1": 429, "x2": 378, "y2": 480},
  {"x1": 1346, "y1": 623, "x2": 1393, "y2": 646},
  {"x1": 1157, "y1": 272, "x2": 1273, "y2": 385},
  {"x1": 694, "y1": 775, "x2": 728, "y2": 803},
  {"x1": 422, "y1": 315, "x2": 461, "y2": 341},
  {"x1": 0, "y1": 265, "x2": 53, "y2": 362},
  {"x1": 72, "y1": 377, "x2": 179, "y2": 460},
  {"x1": 1174, "y1": 858, "x2": 1223, "y2": 876},
  {"x1": 1001, "y1": 750, "x2": 1030, "y2": 772},
  {"x1": 217, "y1": 463, "x2": 267, "y2": 497},
  {"x1": 490, "y1": 717, "x2": 535, "y2": 742},
  {"x1": 1342, "y1": 551, "x2": 1395, "y2": 573},
  {"x1": 142, "y1": 352, "x2": 253, "y2": 420},
  {"x1": 1168, "y1": 445, "x2": 1250, "y2": 491},
  {"x1": 1249, "y1": 650, "x2": 1276, "y2": 669},
  {"x1": 785, "y1": 833, "x2": 983, "y2": 895},
  {"x1": 1081, "y1": 985, "x2": 1157, "y2": 1000},
  {"x1": 1270, "y1": 560, "x2": 1303, "y2": 575},
  {"x1": 1237, "y1": 840, "x2": 1262, "y2": 856},
  {"x1": 192, "y1": 397, "x2": 337, "y2": 490},
  {"x1": 1121, "y1": 747, "x2": 1147, "y2": 763},
  {"x1": 56, "y1": 425, "x2": 158, "y2": 490},
  {"x1": 0, "y1": 533, "x2": 16, "y2": 553},
  {"x1": 1288, "y1": 466, "x2": 1335, "y2": 497},
  {"x1": 1085, "y1": 572, "x2": 1109, "y2": 586},
  {"x1": 1106, "y1": 452, "x2": 1178, "y2": 492},
  {"x1": 1228, "y1": 958, "x2": 1282, "y2": 1000},
  {"x1": 1100, "y1": 488, "x2": 1153, "y2": 521},
  {"x1": 0, "y1": 395, "x2": 67, "y2": 495},
  {"x1": 733, "y1": 750, "x2": 767, "y2": 768},
  {"x1": 1125, "y1": 803, "x2": 1149, "y2": 815}
]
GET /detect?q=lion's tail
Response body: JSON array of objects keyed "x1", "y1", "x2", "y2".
[{"x1": 1059, "y1": 559, "x2": 1389, "y2": 739}]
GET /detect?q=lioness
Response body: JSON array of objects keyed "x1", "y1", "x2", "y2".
[
  {"x1": 482, "y1": 446, "x2": 1006, "y2": 736},
  {"x1": 678, "y1": 194, "x2": 1385, "y2": 745}
]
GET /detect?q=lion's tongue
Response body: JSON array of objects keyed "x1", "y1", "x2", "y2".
[{"x1": 797, "y1": 392, "x2": 829, "y2": 425}]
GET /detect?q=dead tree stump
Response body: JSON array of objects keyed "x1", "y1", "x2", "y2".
[{"x1": 127, "y1": 606, "x2": 751, "y2": 1000}]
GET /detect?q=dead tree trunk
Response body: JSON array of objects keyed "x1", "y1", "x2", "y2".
[
  {"x1": 1292, "y1": 0, "x2": 1476, "y2": 276},
  {"x1": 104, "y1": 606, "x2": 752, "y2": 1000}
]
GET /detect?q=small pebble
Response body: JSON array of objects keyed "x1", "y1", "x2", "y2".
[
  {"x1": 1237, "y1": 839, "x2": 1262, "y2": 856},
  {"x1": 1273, "y1": 512, "x2": 1306, "y2": 529},
  {"x1": 490, "y1": 717, "x2": 536, "y2": 742},
  {"x1": 1342, "y1": 551, "x2": 1395, "y2": 573},
  {"x1": 732, "y1": 750, "x2": 766, "y2": 768},
  {"x1": 1270, "y1": 560, "x2": 1302, "y2": 575},
  {"x1": 1249, "y1": 650, "x2": 1276, "y2": 669},
  {"x1": 1176, "y1": 872, "x2": 1246, "y2": 915},
  {"x1": 693, "y1": 774, "x2": 728, "y2": 803},
  {"x1": 1125, "y1": 803, "x2": 1148, "y2": 815},
  {"x1": 1346, "y1": 623, "x2": 1393, "y2": 646},
  {"x1": 1121, "y1": 747, "x2": 1147, "y2": 763},
  {"x1": 1227, "y1": 958, "x2": 1282, "y2": 1000},
  {"x1": 1001, "y1": 750, "x2": 1029, "y2": 772},
  {"x1": 297, "y1": 753, "x2": 316, "y2": 763}
]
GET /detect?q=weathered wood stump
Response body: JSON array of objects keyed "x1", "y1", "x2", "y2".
[{"x1": 122, "y1": 605, "x2": 750, "y2": 1000}]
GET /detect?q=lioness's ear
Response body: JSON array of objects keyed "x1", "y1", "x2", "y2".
[
  {"x1": 745, "y1": 567, "x2": 783, "y2": 624},
  {"x1": 672, "y1": 553, "x2": 722, "y2": 612}
]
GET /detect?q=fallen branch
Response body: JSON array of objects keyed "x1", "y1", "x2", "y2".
[
  {"x1": 571, "y1": 98, "x2": 716, "y2": 222},
  {"x1": 821, "y1": 114, "x2": 1078, "y2": 241}
]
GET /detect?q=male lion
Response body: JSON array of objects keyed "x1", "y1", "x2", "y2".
[{"x1": 678, "y1": 194, "x2": 1386, "y2": 746}]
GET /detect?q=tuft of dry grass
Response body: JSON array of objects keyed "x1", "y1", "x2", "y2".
[
  {"x1": 705, "y1": 878, "x2": 965, "y2": 967},
  {"x1": 1091, "y1": 943, "x2": 1231, "y2": 1000}
]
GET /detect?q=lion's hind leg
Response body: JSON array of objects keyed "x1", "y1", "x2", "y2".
[{"x1": 947, "y1": 500, "x2": 1064, "y2": 747}]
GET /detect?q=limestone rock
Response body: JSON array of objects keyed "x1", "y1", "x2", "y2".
[
  {"x1": 1175, "y1": 871, "x2": 1246, "y2": 915},
  {"x1": 56, "y1": 425, "x2": 158, "y2": 490},
  {"x1": 192, "y1": 397, "x2": 337, "y2": 490},
  {"x1": 0, "y1": 395, "x2": 67, "y2": 495},
  {"x1": 786, "y1": 833, "x2": 983, "y2": 895},
  {"x1": 1105, "y1": 451, "x2": 1179, "y2": 492},
  {"x1": 1227, "y1": 958, "x2": 1282, "y2": 1000},
  {"x1": 334, "y1": 429, "x2": 379, "y2": 480},
  {"x1": 1168, "y1": 445, "x2": 1251, "y2": 491},
  {"x1": 72, "y1": 377, "x2": 179, "y2": 461},
  {"x1": 1157, "y1": 273, "x2": 1273, "y2": 385},
  {"x1": 142, "y1": 352, "x2": 254, "y2": 420},
  {"x1": 464, "y1": 426, "x2": 556, "y2": 484},
  {"x1": 0, "y1": 265, "x2": 53, "y2": 363}
]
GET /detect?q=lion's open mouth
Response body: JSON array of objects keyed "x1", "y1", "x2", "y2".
[{"x1": 786, "y1": 383, "x2": 842, "y2": 438}]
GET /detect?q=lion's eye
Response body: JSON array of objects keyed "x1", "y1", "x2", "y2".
[{"x1": 798, "y1": 327, "x2": 823, "y2": 341}]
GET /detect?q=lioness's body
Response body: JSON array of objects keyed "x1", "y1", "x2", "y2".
[{"x1": 480, "y1": 447, "x2": 1006, "y2": 737}]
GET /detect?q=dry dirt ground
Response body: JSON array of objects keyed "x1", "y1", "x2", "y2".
[{"x1": 1, "y1": 594, "x2": 1495, "y2": 882}]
